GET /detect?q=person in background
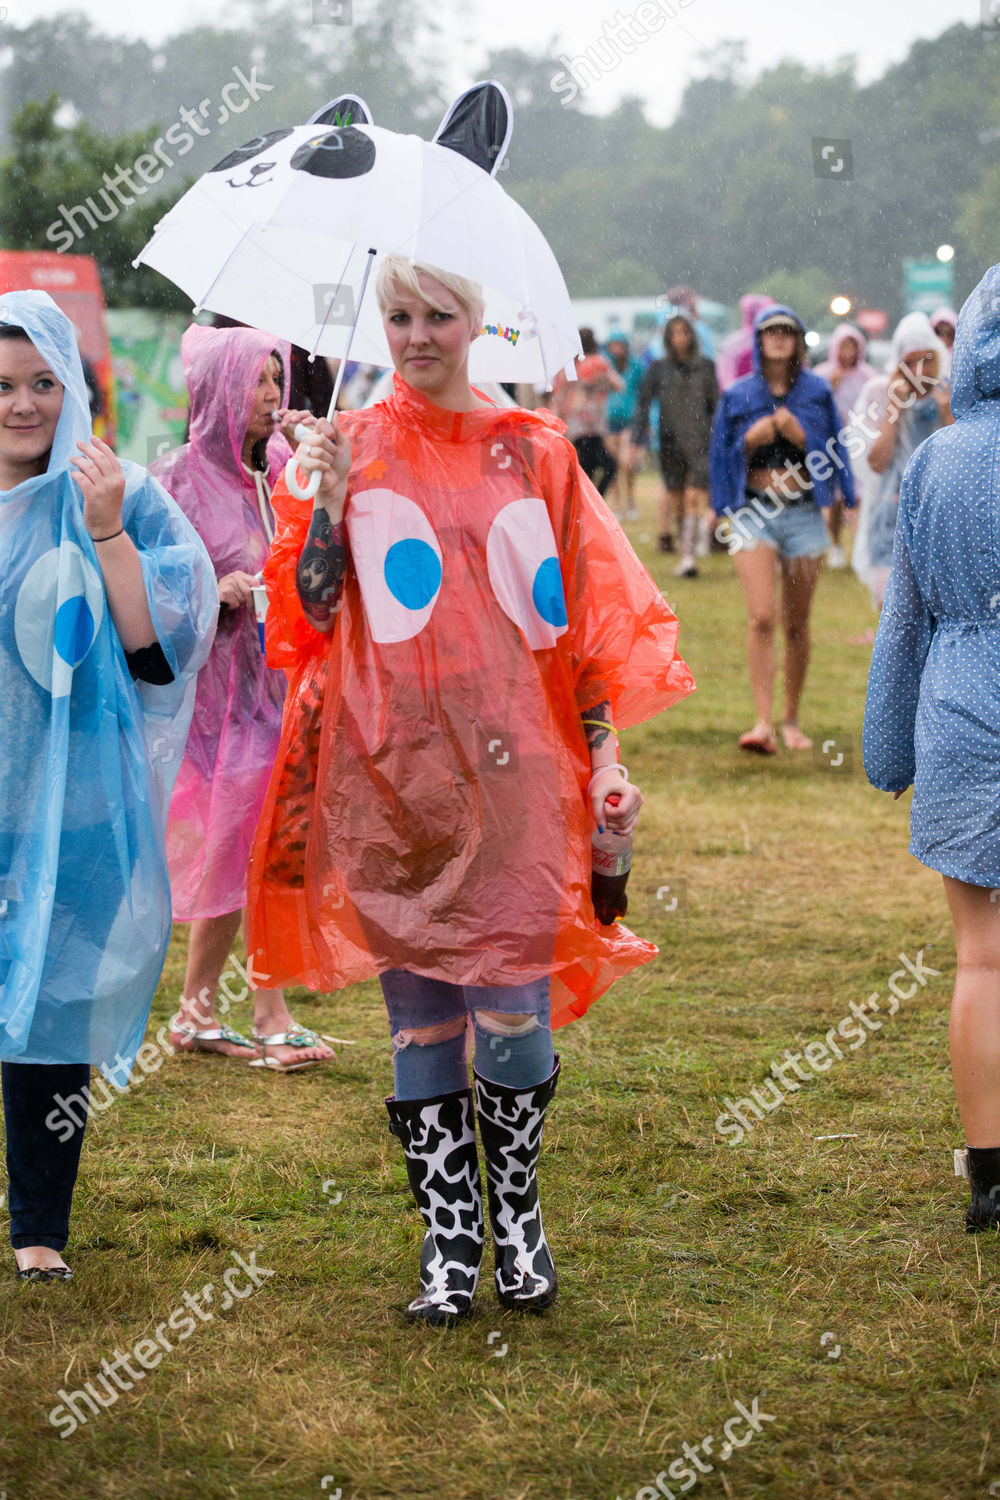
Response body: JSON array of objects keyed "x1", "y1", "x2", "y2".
[
  {"x1": 709, "y1": 305, "x2": 855, "y2": 753},
  {"x1": 850, "y1": 312, "x2": 952, "y2": 614},
  {"x1": 863, "y1": 265, "x2": 1000, "y2": 1233},
  {"x1": 603, "y1": 334, "x2": 644, "y2": 522},
  {"x1": 550, "y1": 328, "x2": 623, "y2": 498},
  {"x1": 665, "y1": 285, "x2": 715, "y2": 360},
  {"x1": 152, "y1": 326, "x2": 335, "y2": 1071},
  {"x1": 632, "y1": 311, "x2": 718, "y2": 574},
  {"x1": 716, "y1": 294, "x2": 777, "y2": 391},
  {"x1": 931, "y1": 306, "x2": 958, "y2": 375},
  {"x1": 814, "y1": 323, "x2": 877, "y2": 570},
  {"x1": 0, "y1": 291, "x2": 216, "y2": 1281}
]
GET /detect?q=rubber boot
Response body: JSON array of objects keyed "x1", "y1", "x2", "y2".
[
  {"x1": 966, "y1": 1145, "x2": 1000, "y2": 1232},
  {"x1": 473, "y1": 1058, "x2": 560, "y2": 1311},
  {"x1": 385, "y1": 1087, "x2": 483, "y2": 1323}
]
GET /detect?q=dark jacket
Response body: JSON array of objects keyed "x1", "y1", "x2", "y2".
[{"x1": 632, "y1": 320, "x2": 719, "y2": 477}]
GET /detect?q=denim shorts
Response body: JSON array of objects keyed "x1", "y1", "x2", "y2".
[{"x1": 726, "y1": 493, "x2": 828, "y2": 559}]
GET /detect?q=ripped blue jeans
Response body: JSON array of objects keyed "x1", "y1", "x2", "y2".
[{"x1": 380, "y1": 970, "x2": 555, "y2": 1101}]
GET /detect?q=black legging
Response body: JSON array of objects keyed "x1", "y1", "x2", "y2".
[{"x1": 573, "y1": 435, "x2": 618, "y2": 497}]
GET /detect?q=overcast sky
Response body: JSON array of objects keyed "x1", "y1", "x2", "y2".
[{"x1": 2, "y1": 0, "x2": 982, "y2": 125}]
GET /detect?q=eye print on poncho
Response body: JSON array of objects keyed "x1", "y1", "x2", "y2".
[
  {"x1": 486, "y1": 497, "x2": 568, "y2": 650},
  {"x1": 15, "y1": 542, "x2": 105, "y2": 697},
  {"x1": 346, "y1": 490, "x2": 443, "y2": 644},
  {"x1": 208, "y1": 129, "x2": 295, "y2": 188},
  {"x1": 290, "y1": 127, "x2": 377, "y2": 180}
]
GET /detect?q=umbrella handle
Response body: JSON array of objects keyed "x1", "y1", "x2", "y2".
[{"x1": 284, "y1": 424, "x2": 323, "y2": 501}]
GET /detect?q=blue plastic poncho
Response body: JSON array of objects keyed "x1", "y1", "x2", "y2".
[
  {"x1": 0, "y1": 291, "x2": 218, "y2": 1075},
  {"x1": 863, "y1": 264, "x2": 1000, "y2": 886}
]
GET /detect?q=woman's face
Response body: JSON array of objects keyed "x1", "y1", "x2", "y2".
[
  {"x1": 900, "y1": 348, "x2": 937, "y2": 389},
  {"x1": 933, "y1": 321, "x2": 955, "y2": 349},
  {"x1": 0, "y1": 337, "x2": 64, "y2": 473},
  {"x1": 758, "y1": 324, "x2": 798, "y2": 363},
  {"x1": 667, "y1": 320, "x2": 694, "y2": 358},
  {"x1": 245, "y1": 354, "x2": 282, "y2": 445},
  {"x1": 838, "y1": 336, "x2": 859, "y2": 369},
  {"x1": 382, "y1": 274, "x2": 477, "y2": 396}
]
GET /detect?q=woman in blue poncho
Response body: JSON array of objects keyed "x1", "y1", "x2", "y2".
[
  {"x1": 0, "y1": 292, "x2": 217, "y2": 1281},
  {"x1": 709, "y1": 305, "x2": 856, "y2": 754},
  {"x1": 863, "y1": 265, "x2": 1000, "y2": 1233}
]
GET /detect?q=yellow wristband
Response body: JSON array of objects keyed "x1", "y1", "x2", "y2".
[{"x1": 581, "y1": 719, "x2": 619, "y2": 740}]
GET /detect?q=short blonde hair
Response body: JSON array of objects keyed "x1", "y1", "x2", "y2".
[{"x1": 375, "y1": 255, "x2": 485, "y2": 331}]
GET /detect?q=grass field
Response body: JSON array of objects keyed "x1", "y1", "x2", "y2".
[{"x1": 0, "y1": 473, "x2": 989, "y2": 1500}]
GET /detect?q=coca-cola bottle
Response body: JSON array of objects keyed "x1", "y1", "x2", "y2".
[{"x1": 591, "y1": 792, "x2": 632, "y2": 925}]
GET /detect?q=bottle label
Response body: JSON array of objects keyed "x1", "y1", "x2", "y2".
[{"x1": 591, "y1": 845, "x2": 632, "y2": 878}]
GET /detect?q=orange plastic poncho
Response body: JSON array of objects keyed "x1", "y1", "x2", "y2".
[{"x1": 246, "y1": 377, "x2": 695, "y2": 1029}]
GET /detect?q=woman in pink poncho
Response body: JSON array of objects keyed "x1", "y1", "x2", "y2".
[{"x1": 151, "y1": 325, "x2": 334, "y2": 1070}]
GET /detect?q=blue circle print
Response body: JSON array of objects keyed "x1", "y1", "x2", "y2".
[
  {"x1": 53, "y1": 595, "x2": 96, "y2": 665},
  {"x1": 384, "y1": 538, "x2": 442, "y2": 610},
  {"x1": 531, "y1": 556, "x2": 567, "y2": 628}
]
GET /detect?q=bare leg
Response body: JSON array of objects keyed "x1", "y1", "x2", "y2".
[
  {"x1": 943, "y1": 878, "x2": 1000, "y2": 1145},
  {"x1": 622, "y1": 436, "x2": 637, "y2": 514},
  {"x1": 604, "y1": 431, "x2": 622, "y2": 515},
  {"x1": 242, "y1": 913, "x2": 334, "y2": 1066},
  {"x1": 778, "y1": 553, "x2": 824, "y2": 746},
  {"x1": 172, "y1": 911, "x2": 250, "y2": 1056},
  {"x1": 657, "y1": 481, "x2": 677, "y2": 549},
  {"x1": 731, "y1": 543, "x2": 778, "y2": 749}
]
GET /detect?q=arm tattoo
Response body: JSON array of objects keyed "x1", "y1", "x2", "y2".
[
  {"x1": 581, "y1": 700, "x2": 614, "y2": 750},
  {"x1": 296, "y1": 508, "x2": 347, "y2": 627}
]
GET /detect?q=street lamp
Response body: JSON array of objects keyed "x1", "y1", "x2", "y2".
[
  {"x1": 830, "y1": 295, "x2": 852, "y2": 316},
  {"x1": 936, "y1": 244, "x2": 955, "y2": 263}
]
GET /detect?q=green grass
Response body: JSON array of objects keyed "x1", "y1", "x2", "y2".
[{"x1": 0, "y1": 475, "x2": 990, "y2": 1500}]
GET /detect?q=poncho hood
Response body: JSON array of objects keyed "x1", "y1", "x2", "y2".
[
  {"x1": 950, "y1": 266, "x2": 1000, "y2": 419},
  {"x1": 0, "y1": 289, "x2": 93, "y2": 484}
]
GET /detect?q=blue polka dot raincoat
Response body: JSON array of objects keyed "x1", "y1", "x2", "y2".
[{"x1": 863, "y1": 264, "x2": 1000, "y2": 886}]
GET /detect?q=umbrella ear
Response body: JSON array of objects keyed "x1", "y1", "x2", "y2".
[
  {"x1": 432, "y1": 81, "x2": 512, "y2": 177},
  {"x1": 307, "y1": 94, "x2": 374, "y2": 128}
]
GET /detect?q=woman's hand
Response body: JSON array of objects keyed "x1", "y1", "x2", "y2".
[
  {"x1": 590, "y1": 775, "x2": 644, "y2": 836},
  {"x1": 275, "y1": 408, "x2": 315, "y2": 447},
  {"x1": 294, "y1": 415, "x2": 352, "y2": 513},
  {"x1": 218, "y1": 570, "x2": 259, "y2": 609},
  {"x1": 72, "y1": 438, "x2": 126, "y2": 537},
  {"x1": 932, "y1": 380, "x2": 952, "y2": 423},
  {"x1": 891, "y1": 787, "x2": 910, "y2": 801},
  {"x1": 744, "y1": 414, "x2": 777, "y2": 451},
  {"x1": 773, "y1": 406, "x2": 806, "y2": 446}
]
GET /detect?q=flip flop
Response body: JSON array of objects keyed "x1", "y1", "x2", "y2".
[
  {"x1": 171, "y1": 1022, "x2": 259, "y2": 1059},
  {"x1": 250, "y1": 1021, "x2": 337, "y2": 1073}
]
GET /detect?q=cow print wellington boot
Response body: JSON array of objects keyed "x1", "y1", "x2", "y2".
[
  {"x1": 385, "y1": 1087, "x2": 484, "y2": 1325},
  {"x1": 474, "y1": 1058, "x2": 560, "y2": 1311}
]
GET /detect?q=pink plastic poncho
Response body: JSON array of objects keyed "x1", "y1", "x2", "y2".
[
  {"x1": 150, "y1": 325, "x2": 292, "y2": 920},
  {"x1": 716, "y1": 294, "x2": 776, "y2": 390}
]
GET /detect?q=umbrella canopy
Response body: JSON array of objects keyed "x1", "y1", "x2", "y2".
[{"x1": 135, "y1": 86, "x2": 580, "y2": 387}]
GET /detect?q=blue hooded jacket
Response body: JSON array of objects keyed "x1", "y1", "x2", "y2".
[
  {"x1": 863, "y1": 263, "x2": 1000, "y2": 884},
  {"x1": 708, "y1": 303, "x2": 856, "y2": 514},
  {"x1": 0, "y1": 291, "x2": 218, "y2": 1073}
]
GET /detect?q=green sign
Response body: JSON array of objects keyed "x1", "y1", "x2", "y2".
[{"x1": 902, "y1": 258, "x2": 955, "y2": 315}]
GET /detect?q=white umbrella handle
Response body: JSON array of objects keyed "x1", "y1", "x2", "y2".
[
  {"x1": 284, "y1": 246, "x2": 377, "y2": 503},
  {"x1": 284, "y1": 425, "x2": 324, "y2": 500}
]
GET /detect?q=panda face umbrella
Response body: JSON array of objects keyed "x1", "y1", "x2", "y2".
[{"x1": 134, "y1": 82, "x2": 581, "y2": 391}]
